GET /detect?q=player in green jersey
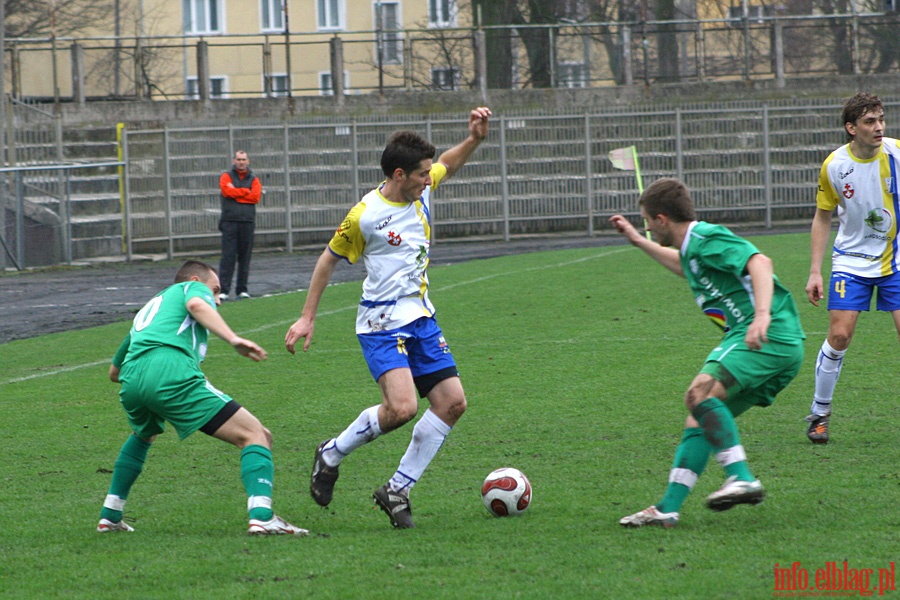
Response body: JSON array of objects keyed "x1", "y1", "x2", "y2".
[
  {"x1": 98, "y1": 260, "x2": 307, "y2": 536},
  {"x1": 609, "y1": 178, "x2": 805, "y2": 528}
]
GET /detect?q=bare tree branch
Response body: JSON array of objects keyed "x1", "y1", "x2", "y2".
[{"x1": 5, "y1": 0, "x2": 115, "y2": 39}]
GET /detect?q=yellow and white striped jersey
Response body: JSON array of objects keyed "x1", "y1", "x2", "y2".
[
  {"x1": 328, "y1": 163, "x2": 448, "y2": 333},
  {"x1": 817, "y1": 137, "x2": 900, "y2": 277}
]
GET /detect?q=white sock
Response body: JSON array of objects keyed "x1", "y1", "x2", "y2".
[
  {"x1": 811, "y1": 340, "x2": 845, "y2": 416},
  {"x1": 327, "y1": 405, "x2": 382, "y2": 466},
  {"x1": 389, "y1": 409, "x2": 452, "y2": 494},
  {"x1": 103, "y1": 494, "x2": 126, "y2": 511}
]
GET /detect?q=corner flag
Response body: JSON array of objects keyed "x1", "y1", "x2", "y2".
[
  {"x1": 608, "y1": 145, "x2": 650, "y2": 239},
  {"x1": 607, "y1": 145, "x2": 644, "y2": 193}
]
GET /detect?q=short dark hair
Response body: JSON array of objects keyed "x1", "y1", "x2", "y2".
[
  {"x1": 639, "y1": 178, "x2": 697, "y2": 223},
  {"x1": 381, "y1": 131, "x2": 436, "y2": 177},
  {"x1": 174, "y1": 260, "x2": 216, "y2": 283},
  {"x1": 842, "y1": 92, "x2": 883, "y2": 141}
]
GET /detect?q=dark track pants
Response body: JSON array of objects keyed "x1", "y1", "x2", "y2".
[{"x1": 218, "y1": 220, "x2": 255, "y2": 296}]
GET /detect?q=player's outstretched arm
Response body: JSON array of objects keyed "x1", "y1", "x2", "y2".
[
  {"x1": 438, "y1": 106, "x2": 491, "y2": 179},
  {"x1": 285, "y1": 248, "x2": 341, "y2": 354},
  {"x1": 609, "y1": 214, "x2": 683, "y2": 277},
  {"x1": 187, "y1": 298, "x2": 267, "y2": 362}
]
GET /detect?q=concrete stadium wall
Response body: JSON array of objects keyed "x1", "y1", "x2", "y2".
[{"x1": 37, "y1": 73, "x2": 900, "y2": 129}]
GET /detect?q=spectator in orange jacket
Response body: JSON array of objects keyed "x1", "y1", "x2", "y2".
[{"x1": 218, "y1": 150, "x2": 262, "y2": 301}]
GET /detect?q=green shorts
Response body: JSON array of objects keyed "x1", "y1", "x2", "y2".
[
  {"x1": 700, "y1": 335, "x2": 804, "y2": 418},
  {"x1": 118, "y1": 347, "x2": 233, "y2": 440}
]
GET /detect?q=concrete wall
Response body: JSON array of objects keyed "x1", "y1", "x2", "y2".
[{"x1": 36, "y1": 72, "x2": 900, "y2": 129}]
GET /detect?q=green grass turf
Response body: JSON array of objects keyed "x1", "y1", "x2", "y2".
[{"x1": 1, "y1": 233, "x2": 898, "y2": 599}]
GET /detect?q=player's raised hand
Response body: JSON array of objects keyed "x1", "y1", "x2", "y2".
[
  {"x1": 609, "y1": 214, "x2": 646, "y2": 245},
  {"x1": 469, "y1": 107, "x2": 491, "y2": 141}
]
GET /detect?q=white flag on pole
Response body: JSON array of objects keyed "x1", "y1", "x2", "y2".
[{"x1": 608, "y1": 146, "x2": 637, "y2": 171}]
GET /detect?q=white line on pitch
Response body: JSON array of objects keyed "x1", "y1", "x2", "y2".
[{"x1": 1, "y1": 247, "x2": 631, "y2": 385}]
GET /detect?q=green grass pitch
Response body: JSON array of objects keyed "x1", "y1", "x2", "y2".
[{"x1": 1, "y1": 233, "x2": 897, "y2": 599}]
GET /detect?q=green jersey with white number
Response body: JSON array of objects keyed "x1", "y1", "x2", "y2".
[
  {"x1": 679, "y1": 221, "x2": 804, "y2": 343},
  {"x1": 117, "y1": 281, "x2": 217, "y2": 368}
]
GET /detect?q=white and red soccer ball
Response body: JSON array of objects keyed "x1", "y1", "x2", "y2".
[{"x1": 481, "y1": 467, "x2": 532, "y2": 517}]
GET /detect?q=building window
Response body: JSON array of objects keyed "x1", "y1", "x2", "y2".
[
  {"x1": 728, "y1": 5, "x2": 765, "y2": 24},
  {"x1": 431, "y1": 67, "x2": 459, "y2": 91},
  {"x1": 186, "y1": 76, "x2": 227, "y2": 99},
  {"x1": 375, "y1": 2, "x2": 402, "y2": 65},
  {"x1": 265, "y1": 74, "x2": 289, "y2": 97},
  {"x1": 319, "y1": 71, "x2": 350, "y2": 96},
  {"x1": 429, "y1": 0, "x2": 456, "y2": 27},
  {"x1": 183, "y1": 0, "x2": 224, "y2": 34},
  {"x1": 557, "y1": 62, "x2": 587, "y2": 88},
  {"x1": 318, "y1": 0, "x2": 344, "y2": 30},
  {"x1": 261, "y1": 0, "x2": 284, "y2": 31}
]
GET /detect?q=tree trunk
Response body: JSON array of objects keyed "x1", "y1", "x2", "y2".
[
  {"x1": 474, "y1": 0, "x2": 517, "y2": 88},
  {"x1": 518, "y1": 26, "x2": 553, "y2": 87},
  {"x1": 655, "y1": 0, "x2": 679, "y2": 82}
]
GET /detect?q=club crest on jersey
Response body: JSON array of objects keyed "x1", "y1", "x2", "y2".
[
  {"x1": 703, "y1": 307, "x2": 729, "y2": 332},
  {"x1": 387, "y1": 230, "x2": 402, "y2": 246},
  {"x1": 842, "y1": 183, "x2": 854, "y2": 199}
]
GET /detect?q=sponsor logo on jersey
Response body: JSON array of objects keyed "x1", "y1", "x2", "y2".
[
  {"x1": 415, "y1": 244, "x2": 428, "y2": 268},
  {"x1": 703, "y1": 308, "x2": 729, "y2": 332},
  {"x1": 336, "y1": 218, "x2": 352, "y2": 244},
  {"x1": 864, "y1": 208, "x2": 892, "y2": 233},
  {"x1": 375, "y1": 215, "x2": 393, "y2": 230},
  {"x1": 696, "y1": 275, "x2": 747, "y2": 329}
]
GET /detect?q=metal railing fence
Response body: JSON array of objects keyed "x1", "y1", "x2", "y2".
[
  {"x1": 6, "y1": 13, "x2": 900, "y2": 101},
  {"x1": 0, "y1": 161, "x2": 124, "y2": 269},
  {"x1": 121, "y1": 99, "x2": 897, "y2": 260}
]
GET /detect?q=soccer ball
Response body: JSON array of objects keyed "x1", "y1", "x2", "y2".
[{"x1": 481, "y1": 467, "x2": 532, "y2": 517}]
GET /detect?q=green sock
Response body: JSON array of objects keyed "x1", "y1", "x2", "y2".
[
  {"x1": 691, "y1": 398, "x2": 754, "y2": 482},
  {"x1": 241, "y1": 445, "x2": 275, "y2": 521},
  {"x1": 100, "y1": 435, "x2": 151, "y2": 522},
  {"x1": 656, "y1": 427, "x2": 710, "y2": 513}
]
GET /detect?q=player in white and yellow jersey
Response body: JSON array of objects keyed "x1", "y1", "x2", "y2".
[
  {"x1": 285, "y1": 107, "x2": 491, "y2": 528},
  {"x1": 805, "y1": 92, "x2": 900, "y2": 443}
]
